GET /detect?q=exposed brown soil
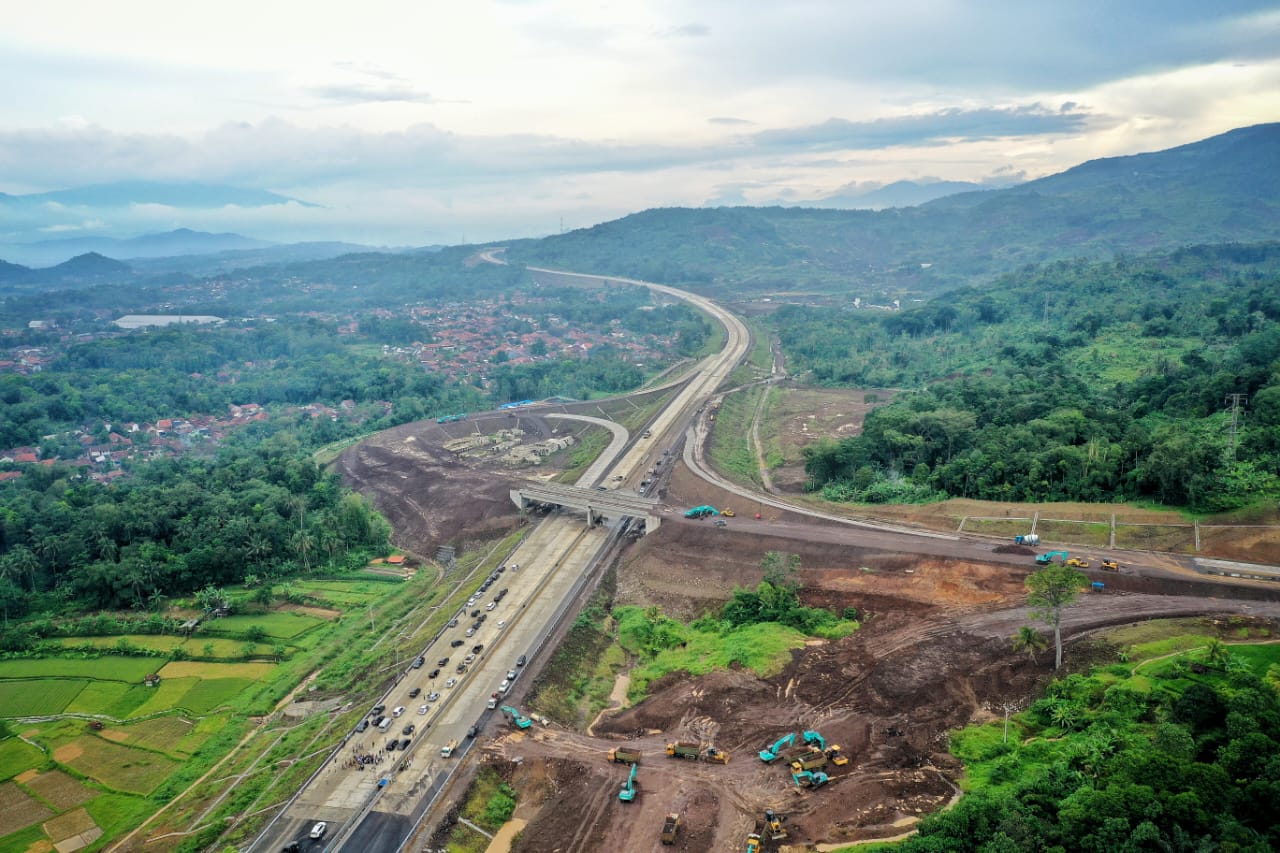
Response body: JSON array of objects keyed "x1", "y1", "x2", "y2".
[{"x1": 337, "y1": 411, "x2": 1280, "y2": 853}]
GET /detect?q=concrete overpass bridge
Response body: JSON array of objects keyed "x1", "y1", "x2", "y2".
[{"x1": 511, "y1": 483, "x2": 662, "y2": 533}]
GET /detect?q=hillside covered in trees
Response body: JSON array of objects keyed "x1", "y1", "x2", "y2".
[{"x1": 794, "y1": 244, "x2": 1280, "y2": 511}]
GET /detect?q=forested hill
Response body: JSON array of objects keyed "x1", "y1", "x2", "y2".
[{"x1": 505, "y1": 123, "x2": 1280, "y2": 296}]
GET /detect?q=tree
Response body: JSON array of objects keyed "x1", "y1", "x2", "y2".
[
  {"x1": 1026, "y1": 564, "x2": 1086, "y2": 670},
  {"x1": 1012, "y1": 626, "x2": 1048, "y2": 664}
]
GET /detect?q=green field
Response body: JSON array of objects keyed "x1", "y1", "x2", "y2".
[
  {"x1": 177, "y1": 678, "x2": 253, "y2": 714},
  {"x1": 45, "y1": 634, "x2": 279, "y2": 658},
  {"x1": 61, "y1": 735, "x2": 179, "y2": 795},
  {"x1": 204, "y1": 612, "x2": 324, "y2": 639},
  {"x1": 0, "y1": 738, "x2": 44, "y2": 781},
  {"x1": 628, "y1": 621, "x2": 806, "y2": 701},
  {"x1": 0, "y1": 679, "x2": 89, "y2": 717},
  {"x1": 0, "y1": 657, "x2": 156, "y2": 682}
]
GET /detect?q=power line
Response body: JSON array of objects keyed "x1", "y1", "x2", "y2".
[{"x1": 1225, "y1": 393, "x2": 1247, "y2": 460}]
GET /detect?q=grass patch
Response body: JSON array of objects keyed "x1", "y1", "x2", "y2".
[
  {"x1": 63, "y1": 681, "x2": 132, "y2": 716},
  {"x1": 0, "y1": 657, "x2": 155, "y2": 682},
  {"x1": 627, "y1": 621, "x2": 805, "y2": 701},
  {"x1": 84, "y1": 791, "x2": 153, "y2": 836},
  {"x1": 202, "y1": 612, "x2": 323, "y2": 639},
  {"x1": 22, "y1": 769, "x2": 95, "y2": 810},
  {"x1": 61, "y1": 735, "x2": 180, "y2": 795},
  {"x1": 0, "y1": 679, "x2": 88, "y2": 717},
  {"x1": 157, "y1": 661, "x2": 275, "y2": 681},
  {"x1": 179, "y1": 678, "x2": 253, "y2": 714},
  {"x1": 1226, "y1": 643, "x2": 1280, "y2": 674},
  {"x1": 554, "y1": 425, "x2": 611, "y2": 484},
  {"x1": 104, "y1": 717, "x2": 194, "y2": 755},
  {"x1": 0, "y1": 822, "x2": 47, "y2": 853},
  {"x1": 0, "y1": 738, "x2": 45, "y2": 781},
  {"x1": 707, "y1": 385, "x2": 765, "y2": 486}
]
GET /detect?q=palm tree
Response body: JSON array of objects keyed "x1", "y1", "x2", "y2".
[
  {"x1": 1012, "y1": 626, "x2": 1048, "y2": 664},
  {"x1": 1204, "y1": 638, "x2": 1230, "y2": 669}
]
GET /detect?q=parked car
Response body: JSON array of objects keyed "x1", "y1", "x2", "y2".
[
  {"x1": 467, "y1": 724, "x2": 479, "y2": 738},
  {"x1": 445, "y1": 677, "x2": 457, "y2": 688},
  {"x1": 448, "y1": 618, "x2": 459, "y2": 627},
  {"x1": 450, "y1": 639, "x2": 464, "y2": 647},
  {"x1": 355, "y1": 719, "x2": 369, "y2": 733},
  {"x1": 392, "y1": 706, "x2": 405, "y2": 717},
  {"x1": 466, "y1": 627, "x2": 476, "y2": 637},
  {"x1": 408, "y1": 687, "x2": 421, "y2": 698},
  {"x1": 516, "y1": 655, "x2": 527, "y2": 666},
  {"x1": 310, "y1": 822, "x2": 327, "y2": 839},
  {"x1": 464, "y1": 653, "x2": 475, "y2": 664}
]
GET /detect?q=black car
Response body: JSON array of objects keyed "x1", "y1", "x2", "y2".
[
  {"x1": 402, "y1": 723, "x2": 416, "y2": 735},
  {"x1": 412, "y1": 656, "x2": 424, "y2": 669},
  {"x1": 386, "y1": 739, "x2": 399, "y2": 751},
  {"x1": 372, "y1": 704, "x2": 386, "y2": 715},
  {"x1": 428, "y1": 668, "x2": 440, "y2": 678},
  {"x1": 437, "y1": 657, "x2": 449, "y2": 667},
  {"x1": 408, "y1": 687, "x2": 421, "y2": 698},
  {"x1": 456, "y1": 662, "x2": 467, "y2": 673},
  {"x1": 355, "y1": 719, "x2": 369, "y2": 733},
  {"x1": 450, "y1": 639, "x2": 464, "y2": 647},
  {"x1": 447, "y1": 618, "x2": 458, "y2": 628},
  {"x1": 516, "y1": 654, "x2": 527, "y2": 666},
  {"x1": 470, "y1": 609, "x2": 481, "y2": 617},
  {"x1": 466, "y1": 724, "x2": 478, "y2": 738},
  {"x1": 472, "y1": 643, "x2": 485, "y2": 654}
]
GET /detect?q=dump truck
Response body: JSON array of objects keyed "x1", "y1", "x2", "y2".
[
  {"x1": 1035, "y1": 550, "x2": 1069, "y2": 565},
  {"x1": 790, "y1": 751, "x2": 828, "y2": 772},
  {"x1": 608, "y1": 746, "x2": 642, "y2": 764},
  {"x1": 704, "y1": 746, "x2": 731, "y2": 764},
  {"x1": 745, "y1": 833, "x2": 762, "y2": 853},
  {"x1": 666, "y1": 741, "x2": 701, "y2": 760},
  {"x1": 759, "y1": 733, "x2": 796, "y2": 762},
  {"x1": 1101, "y1": 560, "x2": 1119, "y2": 572},
  {"x1": 1015, "y1": 534, "x2": 1040, "y2": 545},
  {"x1": 660, "y1": 813, "x2": 681, "y2": 845},
  {"x1": 440, "y1": 739, "x2": 457, "y2": 758}
]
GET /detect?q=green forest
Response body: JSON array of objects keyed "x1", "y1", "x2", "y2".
[
  {"x1": 884, "y1": 644, "x2": 1280, "y2": 852},
  {"x1": 793, "y1": 244, "x2": 1280, "y2": 511}
]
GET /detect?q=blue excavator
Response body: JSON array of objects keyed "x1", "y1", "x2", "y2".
[
  {"x1": 500, "y1": 705, "x2": 533, "y2": 729},
  {"x1": 758, "y1": 732, "x2": 795, "y2": 762},
  {"x1": 792, "y1": 769, "x2": 830, "y2": 788},
  {"x1": 619, "y1": 762, "x2": 638, "y2": 802}
]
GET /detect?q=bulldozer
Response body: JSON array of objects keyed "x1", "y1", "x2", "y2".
[
  {"x1": 1101, "y1": 560, "x2": 1120, "y2": 572},
  {"x1": 763, "y1": 809, "x2": 787, "y2": 841},
  {"x1": 1065, "y1": 557, "x2": 1091, "y2": 569},
  {"x1": 825, "y1": 745, "x2": 849, "y2": 766}
]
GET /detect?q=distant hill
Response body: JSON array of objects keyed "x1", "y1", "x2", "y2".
[
  {"x1": 2, "y1": 181, "x2": 314, "y2": 210},
  {"x1": 816, "y1": 179, "x2": 1000, "y2": 209},
  {"x1": 0, "y1": 252, "x2": 134, "y2": 295},
  {"x1": 508, "y1": 123, "x2": 1280, "y2": 296},
  {"x1": 124, "y1": 240, "x2": 387, "y2": 276},
  {"x1": 4, "y1": 228, "x2": 276, "y2": 267}
]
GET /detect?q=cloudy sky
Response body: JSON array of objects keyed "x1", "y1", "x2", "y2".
[{"x1": 2, "y1": 0, "x2": 1279, "y2": 246}]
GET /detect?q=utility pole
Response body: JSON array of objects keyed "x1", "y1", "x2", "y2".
[
  {"x1": 1043, "y1": 293, "x2": 1050, "y2": 326},
  {"x1": 1225, "y1": 393, "x2": 1247, "y2": 460}
]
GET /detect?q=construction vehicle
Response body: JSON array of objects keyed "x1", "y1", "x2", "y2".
[
  {"x1": 759, "y1": 732, "x2": 795, "y2": 762},
  {"x1": 1065, "y1": 557, "x2": 1090, "y2": 569},
  {"x1": 500, "y1": 705, "x2": 533, "y2": 730},
  {"x1": 660, "y1": 813, "x2": 681, "y2": 845},
  {"x1": 721, "y1": 509, "x2": 735, "y2": 517},
  {"x1": 1035, "y1": 550, "x2": 1069, "y2": 565},
  {"x1": 683, "y1": 505, "x2": 719, "y2": 519},
  {"x1": 790, "y1": 751, "x2": 828, "y2": 773},
  {"x1": 825, "y1": 745, "x2": 849, "y2": 766},
  {"x1": 802, "y1": 730, "x2": 825, "y2": 750},
  {"x1": 666, "y1": 741, "x2": 701, "y2": 760},
  {"x1": 745, "y1": 833, "x2": 762, "y2": 853},
  {"x1": 608, "y1": 746, "x2": 642, "y2": 764},
  {"x1": 440, "y1": 739, "x2": 457, "y2": 758},
  {"x1": 703, "y1": 746, "x2": 730, "y2": 764},
  {"x1": 792, "y1": 769, "x2": 830, "y2": 788},
  {"x1": 1101, "y1": 559, "x2": 1120, "y2": 572},
  {"x1": 763, "y1": 809, "x2": 787, "y2": 841},
  {"x1": 619, "y1": 763, "x2": 638, "y2": 802},
  {"x1": 1015, "y1": 533, "x2": 1041, "y2": 545}
]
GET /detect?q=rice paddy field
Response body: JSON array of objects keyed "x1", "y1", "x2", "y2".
[{"x1": 0, "y1": 568, "x2": 428, "y2": 851}]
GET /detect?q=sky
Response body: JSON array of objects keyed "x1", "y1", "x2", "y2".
[{"x1": 2, "y1": 0, "x2": 1279, "y2": 247}]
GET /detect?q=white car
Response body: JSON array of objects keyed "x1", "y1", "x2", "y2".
[
  {"x1": 418, "y1": 703, "x2": 429, "y2": 715},
  {"x1": 499, "y1": 679, "x2": 510, "y2": 691},
  {"x1": 506, "y1": 669, "x2": 517, "y2": 680},
  {"x1": 427, "y1": 691, "x2": 440, "y2": 702},
  {"x1": 486, "y1": 602, "x2": 497, "y2": 611},
  {"x1": 310, "y1": 821, "x2": 328, "y2": 839},
  {"x1": 497, "y1": 620, "x2": 507, "y2": 629},
  {"x1": 445, "y1": 677, "x2": 457, "y2": 688},
  {"x1": 392, "y1": 706, "x2": 405, "y2": 717}
]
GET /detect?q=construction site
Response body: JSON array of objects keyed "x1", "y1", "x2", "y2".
[{"x1": 335, "y1": 399, "x2": 1280, "y2": 852}]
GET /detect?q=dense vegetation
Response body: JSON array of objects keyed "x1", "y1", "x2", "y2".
[
  {"x1": 0, "y1": 434, "x2": 391, "y2": 639},
  {"x1": 884, "y1": 642, "x2": 1280, "y2": 852},
  {"x1": 796, "y1": 244, "x2": 1280, "y2": 511}
]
